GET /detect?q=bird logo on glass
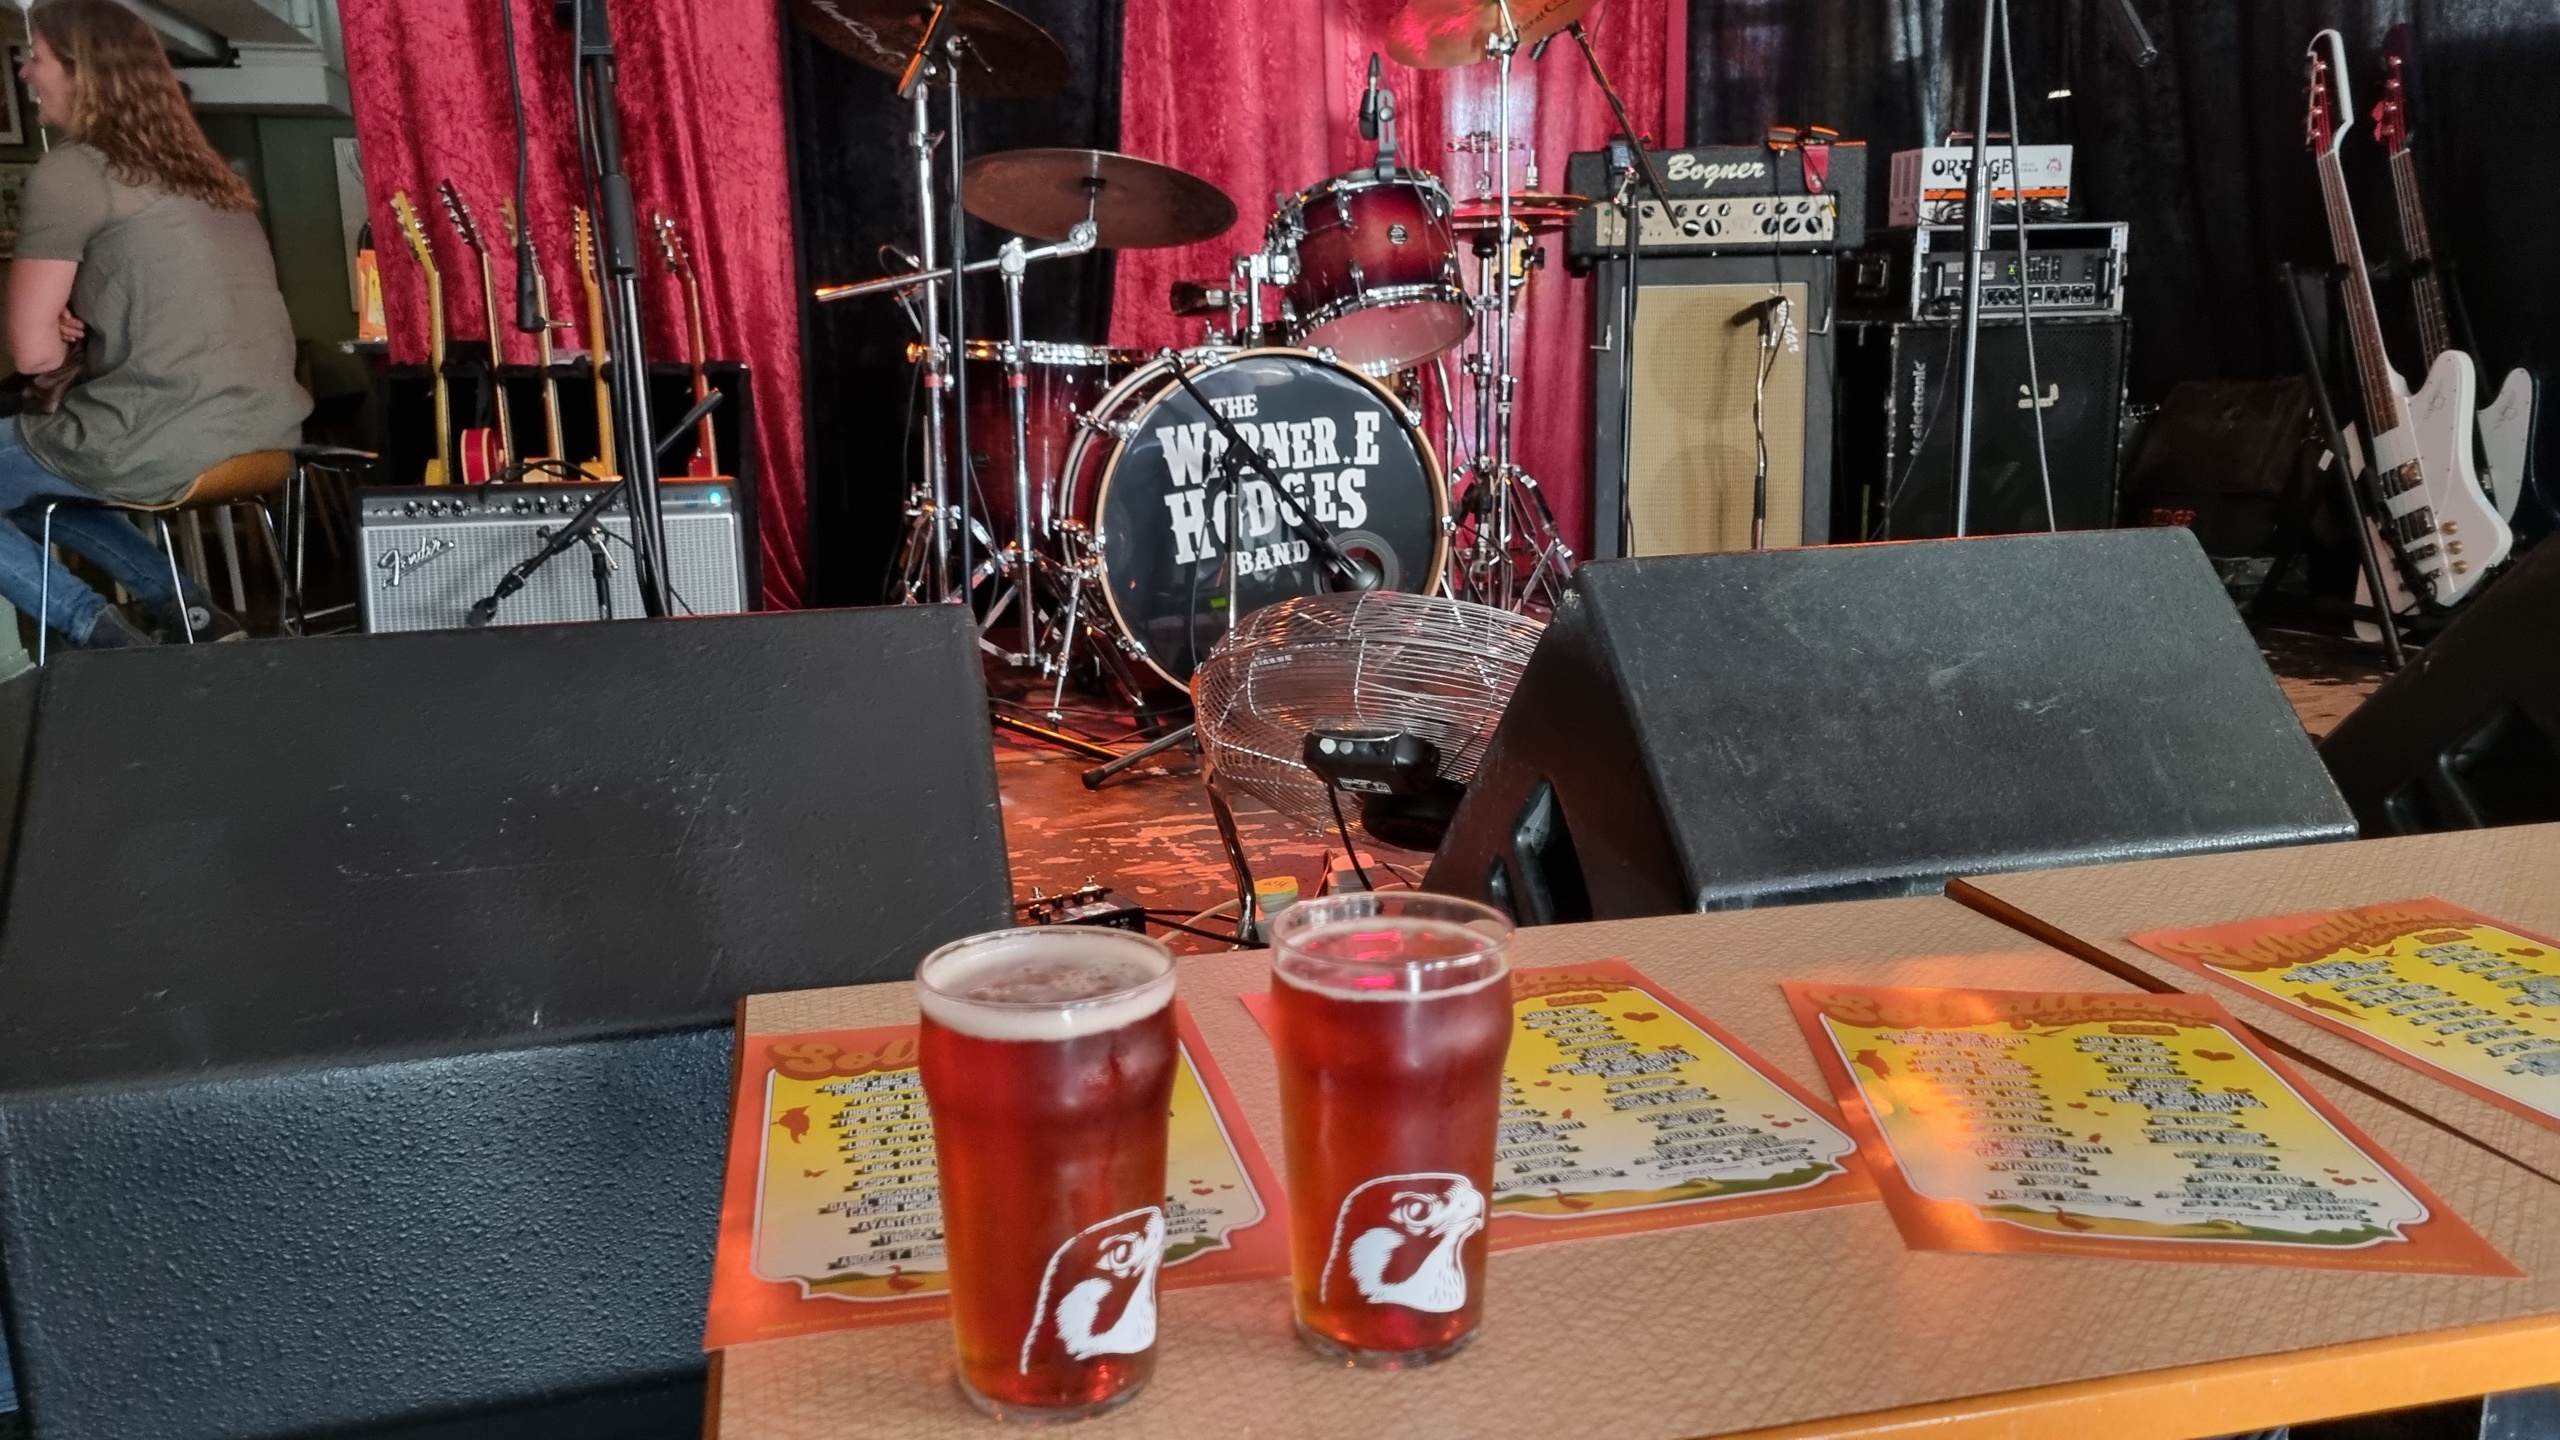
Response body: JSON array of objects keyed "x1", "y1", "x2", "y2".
[
  {"x1": 1019, "y1": 1207, "x2": 1166, "y2": 1370},
  {"x1": 1321, "y1": 1174, "x2": 1484, "y2": 1313}
]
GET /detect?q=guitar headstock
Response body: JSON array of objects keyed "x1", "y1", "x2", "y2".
[
  {"x1": 653, "y1": 211, "x2": 693, "y2": 279},
  {"x1": 438, "y1": 180, "x2": 488, "y2": 254},
  {"x1": 2305, "y1": 29, "x2": 2352, "y2": 159},
  {"x1": 2373, "y1": 23, "x2": 2413, "y2": 155},
  {"x1": 389, "y1": 189, "x2": 435, "y2": 269},
  {"x1": 573, "y1": 208, "x2": 599, "y2": 276}
]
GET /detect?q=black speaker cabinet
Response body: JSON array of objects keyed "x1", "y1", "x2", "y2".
[
  {"x1": 0, "y1": 608, "x2": 1012, "y2": 1440},
  {"x1": 2321, "y1": 538, "x2": 2560, "y2": 834},
  {"x1": 1425, "y1": 529, "x2": 2355, "y2": 919},
  {"x1": 1588, "y1": 252, "x2": 1839, "y2": 559},
  {"x1": 1836, "y1": 317, "x2": 2129, "y2": 542}
]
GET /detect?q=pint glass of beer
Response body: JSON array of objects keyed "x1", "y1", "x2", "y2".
[
  {"x1": 916, "y1": 927, "x2": 1178, "y2": 1421},
  {"x1": 1268, "y1": 893, "x2": 1512, "y2": 1367}
]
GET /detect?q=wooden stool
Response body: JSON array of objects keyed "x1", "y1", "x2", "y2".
[{"x1": 36, "y1": 450, "x2": 292, "y2": 664}]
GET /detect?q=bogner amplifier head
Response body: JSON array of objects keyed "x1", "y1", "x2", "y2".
[
  {"x1": 1565, "y1": 139, "x2": 1868, "y2": 262},
  {"x1": 356, "y1": 481, "x2": 753, "y2": 632}
]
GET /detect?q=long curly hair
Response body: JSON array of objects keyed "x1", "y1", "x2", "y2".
[{"x1": 31, "y1": 0, "x2": 257, "y2": 212}]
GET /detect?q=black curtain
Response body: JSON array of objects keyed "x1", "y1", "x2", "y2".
[
  {"x1": 1688, "y1": 0, "x2": 2560, "y2": 407},
  {"x1": 781, "y1": 0, "x2": 1124, "y2": 606}
]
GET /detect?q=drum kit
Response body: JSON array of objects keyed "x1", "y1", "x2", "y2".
[{"x1": 792, "y1": 0, "x2": 1621, "y2": 760}]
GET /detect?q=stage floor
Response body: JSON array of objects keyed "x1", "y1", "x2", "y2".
[{"x1": 994, "y1": 626, "x2": 2388, "y2": 940}]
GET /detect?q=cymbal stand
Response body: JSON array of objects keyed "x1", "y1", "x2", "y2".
[
  {"x1": 885, "y1": 17, "x2": 954, "y2": 603},
  {"x1": 1450, "y1": 16, "x2": 1576, "y2": 614},
  {"x1": 990, "y1": 222, "x2": 1098, "y2": 665}
]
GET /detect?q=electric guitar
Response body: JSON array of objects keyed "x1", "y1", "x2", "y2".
[
  {"x1": 2306, "y1": 30, "x2": 2509, "y2": 606},
  {"x1": 387, "y1": 190, "x2": 451, "y2": 487},
  {"x1": 651, "y1": 211, "x2": 723, "y2": 478},
  {"x1": 573, "y1": 207, "x2": 618, "y2": 479},
  {"x1": 436, "y1": 180, "x2": 511, "y2": 484},
  {"x1": 2373, "y1": 24, "x2": 2552, "y2": 533},
  {"x1": 499, "y1": 199, "x2": 568, "y2": 469}
]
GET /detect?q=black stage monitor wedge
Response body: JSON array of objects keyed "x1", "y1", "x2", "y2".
[
  {"x1": 0, "y1": 607, "x2": 1011, "y2": 1440},
  {"x1": 2320, "y1": 538, "x2": 2560, "y2": 835},
  {"x1": 1425, "y1": 530, "x2": 2356, "y2": 920}
]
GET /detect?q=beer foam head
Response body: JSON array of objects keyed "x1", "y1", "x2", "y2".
[
  {"x1": 1271, "y1": 897, "x2": 1510, "y2": 1002},
  {"x1": 916, "y1": 927, "x2": 1174, "y2": 1042}
]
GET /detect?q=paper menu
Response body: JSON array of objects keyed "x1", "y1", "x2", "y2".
[
  {"x1": 1493, "y1": 961, "x2": 1874, "y2": 1240},
  {"x1": 704, "y1": 1000, "x2": 1288, "y2": 1350},
  {"x1": 1237, "y1": 958, "x2": 1876, "y2": 1246},
  {"x1": 1783, "y1": 984, "x2": 2516, "y2": 1275},
  {"x1": 2130, "y1": 899, "x2": 2560, "y2": 1134}
]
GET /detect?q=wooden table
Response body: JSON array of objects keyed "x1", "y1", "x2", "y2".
[
  {"x1": 710, "y1": 894, "x2": 2560, "y2": 1440},
  {"x1": 1953, "y1": 824, "x2": 2560, "y2": 1183}
]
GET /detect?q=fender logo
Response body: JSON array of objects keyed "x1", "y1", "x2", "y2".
[{"x1": 375, "y1": 537, "x2": 454, "y2": 588}]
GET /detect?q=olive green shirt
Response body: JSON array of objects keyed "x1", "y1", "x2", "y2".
[{"x1": 14, "y1": 143, "x2": 309, "y2": 504}]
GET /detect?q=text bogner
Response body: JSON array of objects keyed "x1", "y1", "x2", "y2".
[{"x1": 1157, "y1": 391, "x2": 1384, "y2": 574}]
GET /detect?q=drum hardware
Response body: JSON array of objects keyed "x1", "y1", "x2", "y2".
[{"x1": 1392, "y1": 3, "x2": 1584, "y2": 614}]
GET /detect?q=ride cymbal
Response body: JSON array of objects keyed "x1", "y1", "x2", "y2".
[
  {"x1": 783, "y1": 0, "x2": 1071, "y2": 99},
  {"x1": 1384, "y1": 0, "x2": 1597, "y2": 68},
  {"x1": 963, "y1": 149, "x2": 1238, "y2": 250}
]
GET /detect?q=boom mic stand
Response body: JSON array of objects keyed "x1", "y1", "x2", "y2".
[
  {"x1": 1948, "y1": 0, "x2": 2155, "y2": 534},
  {"x1": 1566, "y1": 19, "x2": 1672, "y2": 558},
  {"x1": 1078, "y1": 352, "x2": 1379, "y2": 789},
  {"x1": 561, "y1": 0, "x2": 671, "y2": 616}
]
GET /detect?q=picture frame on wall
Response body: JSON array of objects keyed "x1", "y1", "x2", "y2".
[
  {"x1": 0, "y1": 46, "x2": 23, "y2": 148},
  {"x1": 0, "y1": 163, "x2": 30, "y2": 259}
]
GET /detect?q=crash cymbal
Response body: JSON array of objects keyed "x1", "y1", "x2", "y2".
[
  {"x1": 963, "y1": 149, "x2": 1238, "y2": 250},
  {"x1": 784, "y1": 0, "x2": 1071, "y2": 99},
  {"x1": 1448, "y1": 192, "x2": 1592, "y2": 235},
  {"x1": 1385, "y1": 0, "x2": 1597, "y2": 68}
]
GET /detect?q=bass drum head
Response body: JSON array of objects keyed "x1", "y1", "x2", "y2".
[{"x1": 1090, "y1": 349, "x2": 1446, "y2": 689}]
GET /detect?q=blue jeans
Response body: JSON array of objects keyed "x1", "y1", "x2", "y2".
[{"x1": 0, "y1": 419, "x2": 197, "y2": 645}]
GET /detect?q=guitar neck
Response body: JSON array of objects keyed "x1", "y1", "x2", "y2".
[
  {"x1": 2385, "y1": 149, "x2": 2454, "y2": 363},
  {"x1": 533, "y1": 271, "x2": 565, "y2": 461},
  {"x1": 683, "y1": 272, "x2": 720, "y2": 475},
  {"x1": 2315, "y1": 151, "x2": 2409, "y2": 438},
  {"x1": 423, "y1": 271, "x2": 452, "y2": 474},
  {"x1": 474, "y1": 254, "x2": 516, "y2": 460}
]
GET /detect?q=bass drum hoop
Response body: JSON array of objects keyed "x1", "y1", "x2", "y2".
[{"x1": 1081, "y1": 347, "x2": 1450, "y2": 692}]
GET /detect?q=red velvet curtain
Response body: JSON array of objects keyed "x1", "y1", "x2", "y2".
[
  {"x1": 1113, "y1": 0, "x2": 1686, "y2": 557},
  {"x1": 341, "y1": 0, "x2": 809, "y2": 607}
]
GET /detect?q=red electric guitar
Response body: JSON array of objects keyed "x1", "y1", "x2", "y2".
[{"x1": 651, "y1": 212, "x2": 724, "y2": 479}]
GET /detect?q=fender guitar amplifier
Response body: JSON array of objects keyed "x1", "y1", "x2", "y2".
[{"x1": 357, "y1": 481, "x2": 756, "y2": 631}]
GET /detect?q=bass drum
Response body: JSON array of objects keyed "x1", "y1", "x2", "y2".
[{"x1": 1060, "y1": 348, "x2": 1448, "y2": 688}]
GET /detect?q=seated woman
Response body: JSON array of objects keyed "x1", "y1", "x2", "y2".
[{"x1": 0, "y1": 0, "x2": 309, "y2": 648}]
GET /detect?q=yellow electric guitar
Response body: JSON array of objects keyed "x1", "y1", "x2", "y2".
[
  {"x1": 387, "y1": 190, "x2": 451, "y2": 487},
  {"x1": 573, "y1": 207, "x2": 618, "y2": 480},
  {"x1": 500, "y1": 199, "x2": 568, "y2": 469},
  {"x1": 652, "y1": 211, "x2": 723, "y2": 478}
]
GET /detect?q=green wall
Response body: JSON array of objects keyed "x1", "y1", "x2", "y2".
[{"x1": 201, "y1": 112, "x2": 365, "y2": 402}]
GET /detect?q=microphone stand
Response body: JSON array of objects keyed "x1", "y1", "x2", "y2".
[
  {"x1": 1567, "y1": 20, "x2": 1672, "y2": 558},
  {"x1": 465, "y1": 391, "x2": 722, "y2": 628},
  {"x1": 1160, "y1": 355, "x2": 1378, "y2": 592},
  {"x1": 561, "y1": 0, "x2": 671, "y2": 615},
  {"x1": 1079, "y1": 352, "x2": 1379, "y2": 790}
]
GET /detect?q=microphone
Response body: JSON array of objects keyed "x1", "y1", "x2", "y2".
[
  {"x1": 1528, "y1": 31, "x2": 1557, "y2": 61},
  {"x1": 1359, "y1": 53, "x2": 1382, "y2": 141},
  {"x1": 1729, "y1": 294, "x2": 1793, "y2": 334}
]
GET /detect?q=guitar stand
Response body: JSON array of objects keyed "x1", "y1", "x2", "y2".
[{"x1": 2281, "y1": 261, "x2": 2408, "y2": 670}]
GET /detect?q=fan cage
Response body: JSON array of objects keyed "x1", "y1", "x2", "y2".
[{"x1": 1192, "y1": 591, "x2": 1544, "y2": 839}]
